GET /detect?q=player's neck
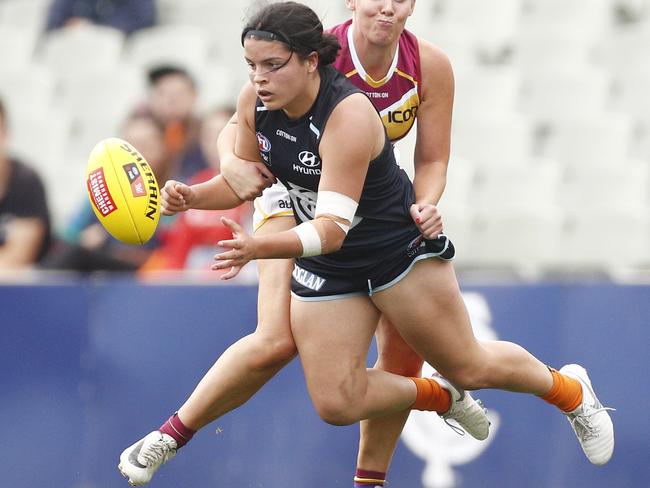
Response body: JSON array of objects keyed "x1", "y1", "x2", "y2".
[{"x1": 352, "y1": 35, "x2": 398, "y2": 81}]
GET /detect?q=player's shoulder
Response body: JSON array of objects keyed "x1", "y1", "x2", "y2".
[
  {"x1": 414, "y1": 36, "x2": 454, "y2": 96},
  {"x1": 416, "y1": 36, "x2": 453, "y2": 74},
  {"x1": 327, "y1": 92, "x2": 379, "y2": 138}
]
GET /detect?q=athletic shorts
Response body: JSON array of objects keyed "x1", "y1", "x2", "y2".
[
  {"x1": 253, "y1": 182, "x2": 294, "y2": 232},
  {"x1": 291, "y1": 234, "x2": 455, "y2": 301}
]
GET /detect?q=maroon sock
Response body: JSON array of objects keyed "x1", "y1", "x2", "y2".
[
  {"x1": 354, "y1": 469, "x2": 386, "y2": 487},
  {"x1": 159, "y1": 412, "x2": 196, "y2": 448}
]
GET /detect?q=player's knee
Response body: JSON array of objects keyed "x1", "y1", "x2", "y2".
[
  {"x1": 248, "y1": 330, "x2": 297, "y2": 370},
  {"x1": 442, "y1": 362, "x2": 491, "y2": 391},
  {"x1": 313, "y1": 396, "x2": 358, "y2": 426}
]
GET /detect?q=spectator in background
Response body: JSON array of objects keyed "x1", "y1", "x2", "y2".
[
  {"x1": 0, "y1": 98, "x2": 51, "y2": 270},
  {"x1": 45, "y1": 0, "x2": 156, "y2": 35},
  {"x1": 139, "y1": 105, "x2": 254, "y2": 274},
  {"x1": 42, "y1": 111, "x2": 168, "y2": 272},
  {"x1": 143, "y1": 65, "x2": 209, "y2": 182}
]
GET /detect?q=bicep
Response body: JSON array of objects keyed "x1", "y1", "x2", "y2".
[
  {"x1": 318, "y1": 95, "x2": 380, "y2": 203},
  {"x1": 415, "y1": 42, "x2": 454, "y2": 167}
]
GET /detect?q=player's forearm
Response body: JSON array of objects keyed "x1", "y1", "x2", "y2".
[
  {"x1": 190, "y1": 175, "x2": 244, "y2": 210},
  {"x1": 252, "y1": 220, "x2": 345, "y2": 260},
  {"x1": 413, "y1": 160, "x2": 448, "y2": 206},
  {"x1": 252, "y1": 230, "x2": 304, "y2": 259}
]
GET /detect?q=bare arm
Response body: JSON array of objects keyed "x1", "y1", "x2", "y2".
[
  {"x1": 218, "y1": 92, "x2": 276, "y2": 200},
  {"x1": 0, "y1": 217, "x2": 46, "y2": 269},
  {"x1": 413, "y1": 39, "x2": 454, "y2": 206},
  {"x1": 405, "y1": 39, "x2": 454, "y2": 238}
]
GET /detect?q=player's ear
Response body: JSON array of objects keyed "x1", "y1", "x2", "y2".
[
  {"x1": 307, "y1": 51, "x2": 319, "y2": 73},
  {"x1": 345, "y1": 0, "x2": 355, "y2": 12}
]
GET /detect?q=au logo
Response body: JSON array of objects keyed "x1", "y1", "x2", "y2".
[{"x1": 298, "y1": 151, "x2": 320, "y2": 168}]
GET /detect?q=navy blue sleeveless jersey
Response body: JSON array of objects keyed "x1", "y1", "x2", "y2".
[{"x1": 254, "y1": 66, "x2": 451, "y2": 298}]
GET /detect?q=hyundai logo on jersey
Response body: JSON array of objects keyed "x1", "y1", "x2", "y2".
[{"x1": 298, "y1": 151, "x2": 320, "y2": 168}]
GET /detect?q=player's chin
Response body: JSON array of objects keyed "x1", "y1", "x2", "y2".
[{"x1": 259, "y1": 98, "x2": 282, "y2": 111}]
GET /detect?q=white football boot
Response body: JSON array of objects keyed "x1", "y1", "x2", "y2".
[
  {"x1": 432, "y1": 373, "x2": 490, "y2": 440},
  {"x1": 118, "y1": 431, "x2": 177, "y2": 486},
  {"x1": 559, "y1": 364, "x2": 615, "y2": 465}
]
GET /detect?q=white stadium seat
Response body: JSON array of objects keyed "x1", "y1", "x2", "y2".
[
  {"x1": 451, "y1": 114, "x2": 534, "y2": 167},
  {"x1": 558, "y1": 210, "x2": 650, "y2": 273},
  {"x1": 196, "y1": 64, "x2": 238, "y2": 112},
  {"x1": 521, "y1": 0, "x2": 611, "y2": 39},
  {"x1": 560, "y1": 163, "x2": 649, "y2": 212},
  {"x1": 454, "y1": 66, "x2": 522, "y2": 121},
  {"x1": 520, "y1": 69, "x2": 613, "y2": 123},
  {"x1": 56, "y1": 65, "x2": 145, "y2": 130},
  {"x1": 0, "y1": 26, "x2": 39, "y2": 70},
  {"x1": 436, "y1": 0, "x2": 522, "y2": 60},
  {"x1": 467, "y1": 208, "x2": 565, "y2": 277},
  {"x1": 471, "y1": 160, "x2": 563, "y2": 216},
  {"x1": 0, "y1": 67, "x2": 57, "y2": 118},
  {"x1": 545, "y1": 116, "x2": 634, "y2": 167},
  {"x1": 0, "y1": 0, "x2": 50, "y2": 34},
  {"x1": 7, "y1": 109, "x2": 72, "y2": 179},
  {"x1": 38, "y1": 25, "x2": 125, "y2": 77},
  {"x1": 125, "y1": 25, "x2": 209, "y2": 75}
]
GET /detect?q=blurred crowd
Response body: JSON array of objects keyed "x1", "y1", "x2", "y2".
[
  {"x1": 0, "y1": 0, "x2": 262, "y2": 278},
  {"x1": 0, "y1": 0, "x2": 246, "y2": 276},
  {"x1": 0, "y1": 65, "x2": 243, "y2": 276},
  {"x1": 1, "y1": 0, "x2": 649, "y2": 278}
]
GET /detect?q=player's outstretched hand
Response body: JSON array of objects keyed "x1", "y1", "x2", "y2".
[
  {"x1": 221, "y1": 154, "x2": 276, "y2": 201},
  {"x1": 161, "y1": 180, "x2": 195, "y2": 215},
  {"x1": 410, "y1": 203, "x2": 443, "y2": 239},
  {"x1": 212, "y1": 217, "x2": 255, "y2": 280}
]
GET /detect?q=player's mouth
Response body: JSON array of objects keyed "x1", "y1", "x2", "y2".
[
  {"x1": 377, "y1": 19, "x2": 394, "y2": 28},
  {"x1": 257, "y1": 90, "x2": 273, "y2": 101}
]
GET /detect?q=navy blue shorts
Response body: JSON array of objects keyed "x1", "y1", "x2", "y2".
[{"x1": 291, "y1": 234, "x2": 455, "y2": 301}]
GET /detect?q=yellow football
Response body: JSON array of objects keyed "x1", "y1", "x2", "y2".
[{"x1": 86, "y1": 137, "x2": 160, "y2": 245}]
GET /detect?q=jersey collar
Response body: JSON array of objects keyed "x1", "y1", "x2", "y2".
[{"x1": 348, "y1": 21, "x2": 399, "y2": 88}]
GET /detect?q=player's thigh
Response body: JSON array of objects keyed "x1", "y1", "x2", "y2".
[
  {"x1": 291, "y1": 295, "x2": 381, "y2": 395},
  {"x1": 371, "y1": 259, "x2": 482, "y2": 375},
  {"x1": 254, "y1": 216, "x2": 295, "y2": 336},
  {"x1": 375, "y1": 316, "x2": 424, "y2": 376}
]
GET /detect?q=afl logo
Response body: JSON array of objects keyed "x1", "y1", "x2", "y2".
[
  {"x1": 257, "y1": 132, "x2": 271, "y2": 153},
  {"x1": 298, "y1": 151, "x2": 320, "y2": 168}
]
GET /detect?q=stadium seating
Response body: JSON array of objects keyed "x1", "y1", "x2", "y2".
[
  {"x1": 519, "y1": 69, "x2": 613, "y2": 124},
  {"x1": 451, "y1": 114, "x2": 534, "y2": 167},
  {"x1": 38, "y1": 24, "x2": 125, "y2": 78},
  {"x1": 0, "y1": 0, "x2": 50, "y2": 34},
  {"x1": 453, "y1": 65, "x2": 522, "y2": 121},
  {"x1": 0, "y1": 66, "x2": 56, "y2": 119},
  {"x1": 545, "y1": 116, "x2": 634, "y2": 167},
  {"x1": 125, "y1": 25, "x2": 210, "y2": 75},
  {"x1": 0, "y1": 26, "x2": 40, "y2": 70},
  {"x1": 434, "y1": 0, "x2": 521, "y2": 61},
  {"x1": 1, "y1": 0, "x2": 647, "y2": 274}
]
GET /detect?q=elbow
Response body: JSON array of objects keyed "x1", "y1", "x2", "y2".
[{"x1": 320, "y1": 230, "x2": 346, "y2": 255}]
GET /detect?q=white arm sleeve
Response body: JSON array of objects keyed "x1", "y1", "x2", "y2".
[{"x1": 315, "y1": 191, "x2": 358, "y2": 235}]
